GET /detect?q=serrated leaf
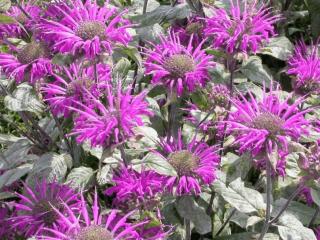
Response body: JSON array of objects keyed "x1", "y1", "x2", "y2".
[
  {"x1": 0, "y1": 13, "x2": 15, "y2": 23},
  {"x1": 4, "y1": 83, "x2": 44, "y2": 114},
  {"x1": 96, "y1": 165, "x2": 111, "y2": 185},
  {"x1": 27, "y1": 153, "x2": 69, "y2": 184},
  {"x1": 277, "y1": 213, "x2": 316, "y2": 240},
  {"x1": 261, "y1": 37, "x2": 293, "y2": 61},
  {"x1": 214, "y1": 178, "x2": 266, "y2": 214},
  {"x1": 0, "y1": 163, "x2": 33, "y2": 189},
  {"x1": 240, "y1": 56, "x2": 273, "y2": 87},
  {"x1": 114, "y1": 45, "x2": 142, "y2": 67},
  {"x1": 140, "y1": 152, "x2": 177, "y2": 176},
  {"x1": 66, "y1": 166, "x2": 95, "y2": 190},
  {"x1": 131, "y1": 4, "x2": 191, "y2": 27},
  {"x1": 175, "y1": 196, "x2": 211, "y2": 234}
]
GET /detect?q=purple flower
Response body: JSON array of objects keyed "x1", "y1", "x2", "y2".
[
  {"x1": 288, "y1": 40, "x2": 320, "y2": 94},
  {"x1": 41, "y1": 63, "x2": 110, "y2": 117},
  {"x1": 204, "y1": 0, "x2": 280, "y2": 54},
  {"x1": 156, "y1": 131, "x2": 220, "y2": 195},
  {"x1": 224, "y1": 84, "x2": 310, "y2": 173},
  {"x1": 0, "y1": 41, "x2": 51, "y2": 84},
  {"x1": 69, "y1": 82, "x2": 153, "y2": 147},
  {"x1": 144, "y1": 31, "x2": 214, "y2": 96},
  {"x1": 0, "y1": 2, "x2": 41, "y2": 38},
  {"x1": 38, "y1": 0, "x2": 132, "y2": 58},
  {"x1": 41, "y1": 191, "x2": 143, "y2": 240},
  {"x1": 11, "y1": 180, "x2": 81, "y2": 237},
  {"x1": 105, "y1": 167, "x2": 164, "y2": 210}
]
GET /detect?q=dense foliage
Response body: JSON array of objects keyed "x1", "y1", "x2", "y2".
[{"x1": 0, "y1": 0, "x2": 320, "y2": 239}]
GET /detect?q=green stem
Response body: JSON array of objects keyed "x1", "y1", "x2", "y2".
[{"x1": 258, "y1": 155, "x2": 272, "y2": 240}]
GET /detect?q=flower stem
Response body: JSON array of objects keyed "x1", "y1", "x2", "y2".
[
  {"x1": 215, "y1": 208, "x2": 237, "y2": 236},
  {"x1": 269, "y1": 184, "x2": 304, "y2": 224},
  {"x1": 185, "y1": 218, "x2": 191, "y2": 240},
  {"x1": 258, "y1": 157, "x2": 272, "y2": 240},
  {"x1": 143, "y1": 0, "x2": 148, "y2": 14}
]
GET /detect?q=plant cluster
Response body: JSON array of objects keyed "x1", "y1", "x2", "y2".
[{"x1": 0, "y1": 0, "x2": 320, "y2": 239}]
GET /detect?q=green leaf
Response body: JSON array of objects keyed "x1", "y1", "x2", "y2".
[
  {"x1": 175, "y1": 196, "x2": 211, "y2": 234},
  {"x1": 0, "y1": 13, "x2": 15, "y2": 24},
  {"x1": 114, "y1": 45, "x2": 142, "y2": 67},
  {"x1": 272, "y1": 199, "x2": 320, "y2": 225},
  {"x1": 0, "y1": 139, "x2": 36, "y2": 170},
  {"x1": 306, "y1": 0, "x2": 320, "y2": 38},
  {"x1": 213, "y1": 232, "x2": 256, "y2": 240},
  {"x1": 311, "y1": 188, "x2": 320, "y2": 207},
  {"x1": 27, "y1": 153, "x2": 69, "y2": 184},
  {"x1": 131, "y1": 4, "x2": 191, "y2": 27},
  {"x1": 214, "y1": 177, "x2": 266, "y2": 214},
  {"x1": 66, "y1": 166, "x2": 95, "y2": 190},
  {"x1": 277, "y1": 213, "x2": 316, "y2": 240},
  {"x1": 222, "y1": 152, "x2": 252, "y2": 183},
  {"x1": 96, "y1": 165, "x2": 111, "y2": 185},
  {"x1": 0, "y1": 163, "x2": 33, "y2": 189},
  {"x1": 140, "y1": 152, "x2": 177, "y2": 176},
  {"x1": 240, "y1": 56, "x2": 273, "y2": 87},
  {"x1": 4, "y1": 83, "x2": 44, "y2": 114},
  {"x1": 260, "y1": 37, "x2": 294, "y2": 61},
  {"x1": 133, "y1": 126, "x2": 160, "y2": 145},
  {"x1": 112, "y1": 57, "x2": 131, "y2": 79},
  {"x1": 136, "y1": 23, "x2": 163, "y2": 43},
  {"x1": 0, "y1": 0, "x2": 11, "y2": 12}
]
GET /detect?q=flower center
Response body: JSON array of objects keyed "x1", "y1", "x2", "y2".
[
  {"x1": 74, "y1": 226, "x2": 113, "y2": 240},
  {"x1": 17, "y1": 42, "x2": 47, "y2": 64},
  {"x1": 32, "y1": 199, "x2": 61, "y2": 225},
  {"x1": 209, "y1": 84, "x2": 230, "y2": 106},
  {"x1": 163, "y1": 54, "x2": 195, "y2": 78},
  {"x1": 67, "y1": 78, "x2": 95, "y2": 95},
  {"x1": 251, "y1": 112, "x2": 285, "y2": 135},
  {"x1": 298, "y1": 79, "x2": 320, "y2": 94},
  {"x1": 185, "y1": 22, "x2": 203, "y2": 35},
  {"x1": 76, "y1": 21, "x2": 106, "y2": 40},
  {"x1": 168, "y1": 150, "x2": 199, "y2": 176}
]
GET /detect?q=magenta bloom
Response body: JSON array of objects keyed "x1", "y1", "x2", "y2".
[
  {"x1": 204, "y1": 0, "x2": 280, "y2": 54},
  {"x1": 41, "y1": 63, "x2": 110, "y2": 117},
  {"x1": 0, "y1": 2, "x2": 41, "y2": 38},
  {"x1": 69, "y1": 82, "x2": 153, "y2": 147},
  {"x1": 224, "y1": 84, "x2": 310, "y2": 173},
  {"x1": 288, "y1": 40, "x2": 320, "y2": 94},
  {"x1": 0, "y1": 41, "x2": 51, "y2": 84},
  {"x1": 157, "y1": 131, "x2": 220, "y2": 195},
  {"x1": 144, "y1": 32, "x2": 214, "y2": 96},
  {"x1": 38, "y1": 0, "x2": 132, "y2": 58},
  {"x1": 105, "y1": 167, "x2": 164, "y2": 210},
  {"x1": 11, "y1": 180, "x2": 81, "y2": 237},
  {"x1": 42, "y1": 191, "x2": 143, "y2": 240}
]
